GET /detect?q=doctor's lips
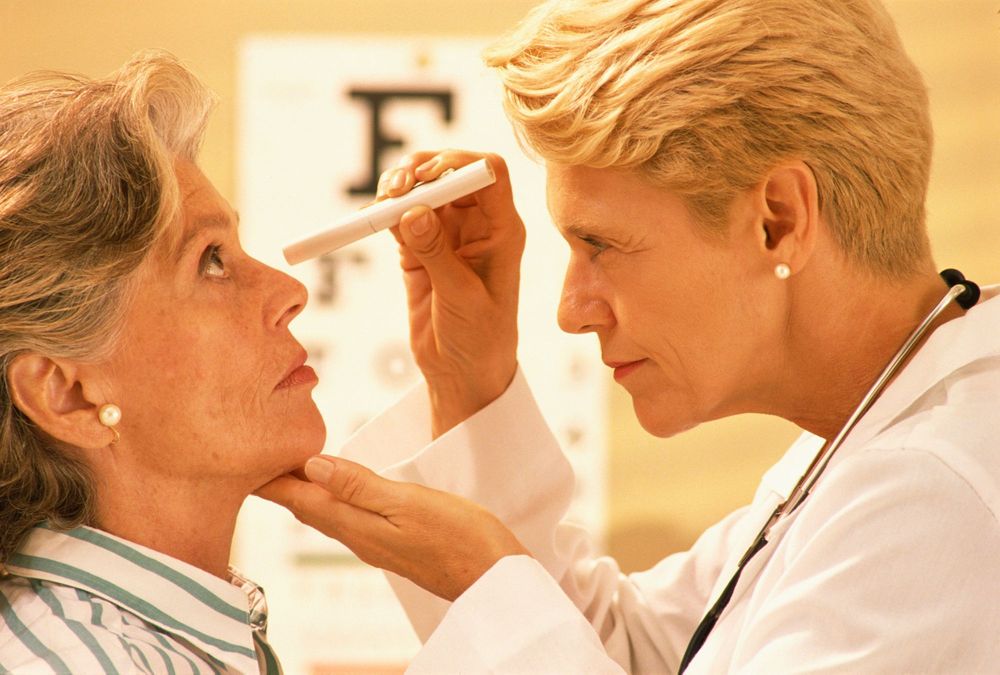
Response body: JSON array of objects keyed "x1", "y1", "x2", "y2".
[
  {"x1": 605, "y1": 358, "x2": 647, "y2": 381},
  {"x1": 275, "y1": 351, "x2": 318, "y2": 390}
]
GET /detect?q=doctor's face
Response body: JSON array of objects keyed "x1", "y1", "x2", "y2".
[{"x1": 547, "y1": 164, "x2": 783, "y2": 437}]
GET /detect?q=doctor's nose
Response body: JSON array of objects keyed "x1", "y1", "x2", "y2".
[{"x1": 557, "y1": 262, "x2": 615, "y2": 335}]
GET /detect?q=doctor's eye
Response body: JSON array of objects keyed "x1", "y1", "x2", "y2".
[
  {"x1": 579, "y1": 235, "x2": 610, "y2": 259},
  {"x1": 199, "y1": 244, "x2": 228, "y2": 279}
]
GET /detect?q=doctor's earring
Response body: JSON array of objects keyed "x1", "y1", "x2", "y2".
[
  {"x1": 98, "y1": 404, "x2": 122, "y2": 445},
  {"x1": 774, "y1": 263, "x2": 792, "y2": 280}
]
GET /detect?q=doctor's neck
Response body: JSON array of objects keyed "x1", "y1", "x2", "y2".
[{"x1": 773, "y1": 261, "x2": 966, "y2": 442}]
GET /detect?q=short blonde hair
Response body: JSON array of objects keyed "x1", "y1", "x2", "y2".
[
  {"x1": 0, "y1": 51, "x2": 215, "y2": 563},
  {"x1": 485, "y1": 0, "x2": 933, "y2": 275}
]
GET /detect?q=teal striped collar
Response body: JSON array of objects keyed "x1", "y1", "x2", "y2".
[{"x1": 6, "y1": 524, "x2": 264, "y2": 673}]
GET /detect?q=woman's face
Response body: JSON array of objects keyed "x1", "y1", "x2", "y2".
[
  {"x1": 94, "y1": 161, "x2": 325, "y2": 491},
  {"x1": 547, "y1": 164, "x2": 784, "y2": 437}
]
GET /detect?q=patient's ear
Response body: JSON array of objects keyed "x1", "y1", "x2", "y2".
[{"x1": 6, "y1": 353, "x2": 113, "y2": 450}]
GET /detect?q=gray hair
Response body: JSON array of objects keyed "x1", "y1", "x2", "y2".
[{"x1": 0, "y1": 50, "x2": 215, "y2": 564}]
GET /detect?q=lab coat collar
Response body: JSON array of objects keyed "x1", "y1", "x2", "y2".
[
  {"x1": 838, "y1": 284, "x2": 1000, "y2": 454},
  {"x1": 705, "y1": 286, "x2": 1000, "y2": 641},
  {"x1": 762, "y1": 285, "x2": 1000, "y2": 500}
]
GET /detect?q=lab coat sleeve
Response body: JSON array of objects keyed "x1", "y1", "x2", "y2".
[
  {"x1": 408, "y1": 556, "x2": 623, "y2": 675},
  {"x1": 338, "y1": 369, "x2": 752, "y2": 673},
  {"x1": 727, "y1": 444, "x2": 1000, "y2": 673}
]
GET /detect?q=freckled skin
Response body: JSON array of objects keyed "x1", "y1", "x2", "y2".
[{"x1": 95, "y1": 160, "x2": 325, "y2": 497}]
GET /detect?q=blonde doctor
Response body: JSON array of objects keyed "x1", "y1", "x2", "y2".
[{"x1": 260, "y1": 0, "x2": 1000, "y2": 672}]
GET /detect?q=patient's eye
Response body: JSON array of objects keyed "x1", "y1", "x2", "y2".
[{"x1": 199, "y1": 245, "x2": 227, "y2": 279}]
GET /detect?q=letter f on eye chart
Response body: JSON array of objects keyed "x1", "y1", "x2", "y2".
[{"x1": 283, "y1": 159, "x2": 496, "y2": 264}]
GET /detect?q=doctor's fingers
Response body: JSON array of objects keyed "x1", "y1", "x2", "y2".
[
  {"x1": 377, "y1": 149, "x2": 454, "y2": 201},
  {"x1": 382, "y1": 150, "x2": 520, "y2": 226},
  {"x1": 377, "y1": 150, "x2": 439, "y2": 200},
  {"x1": 302, "y1": 456, "x2": 495, "y2": 541},
  {"x1": 303, "y1": 467, "x2": 529, "y2": 599},
  {"x1": 302, "y1": 455, "x2": 416, "y2": 513},
  {"x1": 266, "y1": 464, "x2": 530, "y2": 599},
  {"x1": 254, "y1": 474, "x2": 396, "y2": 544},
  {"x1": 381, "y1": 149, "x2": 500, "y2": 190},
  {"x1": 425, "y1": 151, "x2": 525, "y2": 257},
  {"x1": 398, "y1": 206, "x2": 486, "y2": 301}
]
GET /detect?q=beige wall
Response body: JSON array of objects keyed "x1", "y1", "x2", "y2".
[
  {"x1": 0, "y1": 0, "x2": 539, "y2": 201},
  {"x1": 3, "y1": 0, "x2": 997, "y2": 573}
]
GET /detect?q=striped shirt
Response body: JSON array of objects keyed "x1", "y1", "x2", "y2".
[{"x1": 0, "y1": 524, "x2": 282, "y2": 674}]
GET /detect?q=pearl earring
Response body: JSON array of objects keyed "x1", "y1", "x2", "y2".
[
  {"x1": 774, "y1": 263, "x2": 791, "y2": 280},
  {"x1": 98, "y1": 404, "x2": 122, "y2": 445}
]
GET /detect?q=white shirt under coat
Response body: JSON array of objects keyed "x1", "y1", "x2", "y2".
[{"x1": 340, "y1": 286, "x2": 1000, "y2": 674}]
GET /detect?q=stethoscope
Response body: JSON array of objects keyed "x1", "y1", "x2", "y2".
[{"x1": 677, "y1": 269, "x2": 982, "y2": 673}]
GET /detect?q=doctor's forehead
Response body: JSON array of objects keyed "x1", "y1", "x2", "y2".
[
  {"x1": 546, "y1": 165, "x2": 599, "y2": 226},
  {"x1": 545, "y1": 163, "x2": 698, "y2": 248},
  {"x1": 546, "y1": 164, "x2": 639, "y2": 233}
]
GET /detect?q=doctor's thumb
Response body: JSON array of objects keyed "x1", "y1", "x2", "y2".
[{"x1": 304, "y1": 455, "x2": 394, "y2": 513}]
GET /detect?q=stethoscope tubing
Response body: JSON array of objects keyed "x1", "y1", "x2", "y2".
[{"x1": 678, "y1": 277, "x2": 978, "y2": 673}]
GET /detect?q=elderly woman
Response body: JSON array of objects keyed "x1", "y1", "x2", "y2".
[
  {"x1": 0, "y1": 53, "x2": 324, "y2": 672},
  {"x1": 261, "y1": 0, "x2": 1000, "y2": 672}
]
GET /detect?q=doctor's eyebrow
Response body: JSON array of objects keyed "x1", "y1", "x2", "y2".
[{"x1": 564, "y1": 223, "x2": 629, "y2": 246}]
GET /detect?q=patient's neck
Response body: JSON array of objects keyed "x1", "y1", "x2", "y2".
[{"x1": 95, "y1": 474, "x2": 244, "y2": 580}]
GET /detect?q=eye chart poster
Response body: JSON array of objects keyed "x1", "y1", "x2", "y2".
[{"x1": 235, "y1": 38, "x2": 607, "y2": 674}]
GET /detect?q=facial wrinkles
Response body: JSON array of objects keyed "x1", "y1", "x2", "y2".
[
  {"x1": 610, "y1": 227, "x2": 652, "y2": 255},
  {"x1": 237, "y1": 366, "x2": 269, "y2": 445},
  {"x1": 266, "y1": 377, "x2": 303, "y2": 462},
  {"x1": 230, "y1": 259, "x2": 293, "y2": 463},
  {"x1": 653, "y1": 329, "x2": 699, "y2": 406},
  {"x1": 605, "y1": 232, "x2": 706, "y2": 406},
  {"x1": 227, "y1": 286, "x2": 269, "y2": 442},
  {"x1": 159, "y1": 239, "x2": 257, "y2": 473}
]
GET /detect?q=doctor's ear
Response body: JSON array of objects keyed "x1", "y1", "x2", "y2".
[
  {"x1": 6, "y1": 353, "x2": 114, "y2": 450},
  {"x1": 753, "y1": 161, "x2": 820, "y2": 272}
]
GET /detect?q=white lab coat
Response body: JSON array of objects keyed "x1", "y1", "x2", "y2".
[{"x1": 339, "y1": 286, "x2": 1000, "y2": 674}]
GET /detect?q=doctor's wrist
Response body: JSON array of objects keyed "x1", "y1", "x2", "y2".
[{"x1": 426, "y1": 363, "x2": 518, "y2": 438}]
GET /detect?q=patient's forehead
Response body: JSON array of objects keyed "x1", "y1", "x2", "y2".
[{"x1": 156, "y1": 161, "x2": 239, "y2": 264}]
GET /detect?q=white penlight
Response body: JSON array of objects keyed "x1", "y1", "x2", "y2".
[{"x1": 283, "y1": 158, "x2": 497, "y2": 264}]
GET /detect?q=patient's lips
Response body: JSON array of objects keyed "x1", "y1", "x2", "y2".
[{"x1": 276, "y1": 350, "x2": 319, "y2": 390}]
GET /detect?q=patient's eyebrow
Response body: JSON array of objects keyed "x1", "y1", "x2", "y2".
[{"x1": 171, "y1": 211, "x2": 240, "y2": 262}]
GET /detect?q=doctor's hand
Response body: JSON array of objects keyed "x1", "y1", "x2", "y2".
[
  {"x1": 256, "y1": 455, "x2": 530, "y2": 602},
  {"x1": 378, "y1": 150, "x2": 525, "y2": 438}
]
